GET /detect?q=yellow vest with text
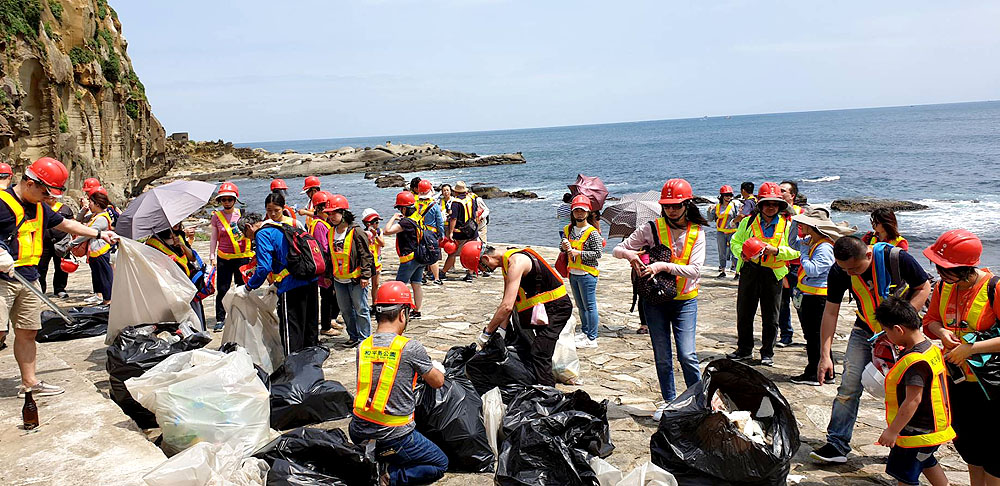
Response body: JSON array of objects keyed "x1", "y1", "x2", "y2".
[
  {"x1": 215, "y1": 209, "x2": 254, "y2": 260},
  {"x1": 654, "y1": 218, "x2": 700, "y2": 300},
  {"x1": 0, "y1": 191, "x2": 44, "y2": 267},
  {"x1": 884, "y1": 345, "x2": 956, "y2": 448},
  {"x1": 353, "y1": 335, "x2": 416, "y2": 427},
  {"x1": 563, "y1": 224, "x2": 599, "y2": 277}
]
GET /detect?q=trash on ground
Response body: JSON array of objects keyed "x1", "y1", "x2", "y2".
[
  {"x1": 221, "y1": 284, "x2": 284, "y2": 374},
  {"x1": 552, "y1": 315, "x2": 581, "y2": 384},
  {"x1": 414, "y1": 369, "x2": 495, "y2": 472},
  {"x1": 37, "y1": 305, "x2": 109, "y2": 342},
  {"x1": 501, "y1": 386, "x2": 615, "y2": 458},
  {"x1": 143, "y1": 441, "x2": 269, "y2": 486},
  {"x1": 268, "y1": 346, "x2": 353, "y2": 430},
  {"x1": 481, "y1": 387, "x2": 506, "y2": 457},
  {"x1": 252, "y1": 427, "x2": 375, "y2": 486},
  {"x1": 590, "y1": 458, "x2": 678, "y2": 486},
  {"x1": 459, "y1": 333, "x2": 537, "y2": 396}
]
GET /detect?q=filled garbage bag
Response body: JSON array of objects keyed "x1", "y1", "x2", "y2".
[
  {"x1": 443, "y1": 343, "x2": 477, "y2": 371},
  {"x1": 221, "y1": 284, "x2": 284, "y2": 374},
  {"x1": 649, "y1": 359, "x2": 800, "y2": 486},
  {"x1": 126, "y1": 348, "x2": 271, "y2": 456},
  {"x1": 37, "y1": 305, "x2": 109, "y2": 342},
  {"x1": 414, "y1": 371, "x2": 495, "y2": 472},
  {"x1": 464, "y1": 332, "x2": 537, "y2": 396},
  {"x1": 502, "y1": 386, "x2": 614, "y2": 458},
  {"x1": 143, "y1": 441, "x2": 269, "y2": 486},
  {"x1": 552, "y1": 315, "x2": 581, "y2": 384},
  {"x1": 107, "y1": 323, "x2": 212, "y2": 428},
  {"x1": 253, "y1": 427, "x2": 375, "y2": 486},
  {"x1": 268, "y1": 346, "x2": 353, "y2": 430},
  {"x1": 496, "y1": 410, "x2": 608, "y2": 486}
]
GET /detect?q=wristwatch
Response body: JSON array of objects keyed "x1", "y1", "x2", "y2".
[{"x1": 95, "y1": 229, "x2": 101, "y2": 240}]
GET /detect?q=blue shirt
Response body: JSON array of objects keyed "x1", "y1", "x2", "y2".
[
  {"x1": 794, "y1": 237, "x2": 834, "y2": 290},
  {"x1": 246, "y1": 224, "x2": 315, "y2": 294},
  {"x1": 419, "y1": 199, "x2": 445, "y2": 235}
]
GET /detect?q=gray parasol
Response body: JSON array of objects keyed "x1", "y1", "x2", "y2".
[{"x1": 115, "y1": 180, "x2": 217, "y2": 239}]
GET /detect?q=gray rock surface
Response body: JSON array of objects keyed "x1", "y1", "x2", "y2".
[{"x1": 831, "y1": 198, "x2": 929, "y2": 212}]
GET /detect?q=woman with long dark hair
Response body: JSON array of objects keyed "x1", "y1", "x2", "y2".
[
  {"x1": 864, "y1": 208, "x2": 908, "y2": 250},
  {"x1": 560, "y1": 195, "x2": 604, "y2": 348},
  {"x1": 71, "y1": 189, "x2": 114, "y2": 305}
]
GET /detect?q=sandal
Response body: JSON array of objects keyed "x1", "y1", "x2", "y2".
[{"x1": 636, "y1": 326, "x2": 649, "y2": 335}]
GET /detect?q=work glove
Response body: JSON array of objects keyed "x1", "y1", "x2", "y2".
[
  {"x1": 0, "y1": 249, "x2": 14, "y2": 275},
  {"x1": 233, "y1": 285, "x2": 250, "y2": 299},
  {"x1": 475, "y1": 331, "x2": 492, "y2": 349},
  {"x1": 432, "y1": 360, "x2": 445, "y2": 374}
]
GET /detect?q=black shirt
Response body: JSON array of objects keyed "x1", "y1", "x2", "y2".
[
  {"x1": 895, "y1": 339, "x2": 936, "y2": 436},
  {"x1": 826, "y1": 249, "x2": 929, "y2": 329},
  {"x1": 0, "y1": 187, "x2": 66, "y2": 281},
  {"x1": 396, "y1": 217, "x2": 419, "y2": 258},
  {"x1": 449, "y1": 199, "x2": 479, "y2": 241}
]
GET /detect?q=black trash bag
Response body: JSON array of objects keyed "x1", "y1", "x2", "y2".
[
  {"x1": 502, "y1": 386, "x2": 614, "y2": 458},
  {"x1": 414, "y1": 371, "x2": 495, "y2": 472},
  {"x1": 650, "y1": 359, "x2": 800, "y2": 486},
  {"x1": 443, "y1": 343, "x2": 476, "y2": 371},
  {"x1": 269, "y1": 346, "x2": 353, "y2": 430},
  {"x1": 36, "y1": 306, "x2": 109, "y2": 342},
  {"x1": 106, "y1": 323, "x2": 212, "y2": 428},
  {"x1": 464, "y1": 332, "x2": 536, "y2": 396},
  {"x1": 220, "y1": 342, "x2": 271, "y2": 390},
  {"x1": 253, "y1": 427, "x2": 375, "y2": 486},
  {"x1": 496, "y1": 411, "x2": 605, "y2": 486}
]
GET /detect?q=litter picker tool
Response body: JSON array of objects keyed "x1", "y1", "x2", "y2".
[{"x1": 10, "y1": 271, "x2": 74, "y2": 324}]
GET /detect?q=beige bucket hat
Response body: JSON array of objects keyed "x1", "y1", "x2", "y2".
[{"x1": 792, "y1": 208, "x2": 858, "y2": 241}]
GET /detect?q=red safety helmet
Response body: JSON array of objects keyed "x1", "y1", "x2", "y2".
[
  {"x1": 0, "y1": 163, "x2": 12, "y2": 176},
  {"x1": 326, "y1": 194, "x2": 349, "y2": 211},
  {"x1": 362, "y1": 208, "x2": 380, "y2": 222},
  {"x1": 658, "y1": 178, "x2": 693, "y2": 205},
  {"x1": 218, "y1": 181, "x2": 239, "y2": 198},
  {"x1": 301, "y1": 176, "x2": 321, "y2": 193},
  {"x1": 311, "y1": 190, "x2": 331, "y2": 208},
  {"x1": 757, "y1": 182, "x2": 785, "y2": 205},
  {"x1": 270, "y1": 179, "x2": 289, "y2": 191},
  {"x1": 417, "y1": 179, "x2": 433, "y2": 194},
  {"x1": 26, "y1": 157, "x2": 69, "y2": 195},
  {"x1": 460, "y1": 240, "x2": 486, "y2": 274},
  {"x1": 60, "y1": 258, "x2": 79, "y2": 273},
  {"x1": 91, "y1": 186, "x2": 108, "y2": 197},
  {"x1": 570, "y1": 194, "x2": 592, "y2": 211},
  {"x1": 374, "y1": 281, "x2": 415, "y2": 309},
  {"x1": 82, "y1": 177, "x2": 101, "y2": 195},
  {"x1": 923, "y1": 229, "x2": 982, "y2": 269},
  {"x1": 720, "y1": 185, "x2": 734, "y2": 195},
  {"x1": 395, "y1": 191, "x2": 416, "y2": 207},
  {"x1": 440, "y1": 237, "x2": 458, "y2": 255},
  {"x1": 742, "y1": 237, "x2": 767, "y2": 261}
]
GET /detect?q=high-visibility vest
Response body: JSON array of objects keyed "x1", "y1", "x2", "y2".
[
  {"x1": 215, "y1": 209, "x2": 254, "y2": 260},
  {"x1": 353, "y1": 335, "x2": 416, "y2": 427},
  {"x1": 791, "y1": 204, "x2": 803, "y2": 215},
  {"x1": 796, "y1": 240, "x2": 832, "y2": 296},
  {"x1": 937, "y1": 273, "x2": 997, "y2": 381},
  {"x1": 283, "y1": 205, "x2": 297, "y2": 223},
  {"x1": 884, "y1": 345, "x2": 956, "y2": 448},
  {"x1": 563, "y1": 224, "x2": 599, "y2": 277},
  {"x1": 86, "y1": 211, "x2": 113, "y2": 258},
  {"x1": 850, "y1": 247, "x2": 908, "y2": 334},
  {"x1": 259, "y1": 222, "x2": 290, "y2": 283},
  {"x1": 869, "y1": 234, "x2": 908, "y2": 248},
  {"x1": 146, "y1": 237, "x2": 191, "y2": 277},
  {"x1": 368, "y1": 229, "x2": 382, "y2": 271},
  {"x1": 456, "y1": 195, "x2": 476, "y2": 226},
  {"x1": 654, "y1": 218, "x2": 700, "y2": 300},
  {"x1": 0, "y1": 191, "x2": 43, "y2": 267},
  {"x1": 501, "y1": 248, "x2": 568, "y2": 312},
  {"x1": 749, "y1": 215, "x2": 790, "y2": 270},
  {"x1": 52, "y1": 202, "x2": 63, "y2": 212},
  {"x1": 331, "y1": 227, "x2": 361, "y2": 280},
  {"x1": 714, "y1": 203, "x2": 736, "y2": 234},
  {"x1": 415, "y1": 197, "x2": 439, "y2": 233},
  {"x1": 396, "y1": 213, "x2": 424, "y2": 264},
  {"x1": 440, "y1": 198, "x2": 450, "y2": 219}
]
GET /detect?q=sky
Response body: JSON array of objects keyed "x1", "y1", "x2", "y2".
[{"x1": 114, "y1": 1, "x2": 1000, "y2": 143}]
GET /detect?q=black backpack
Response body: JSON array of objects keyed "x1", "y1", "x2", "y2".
[
  {"x1": 273, "y1": 224, "x2": 327, "y2": 280},
  {"x1": 413, "y1": 217, "x2": 440, "y2": 266}
]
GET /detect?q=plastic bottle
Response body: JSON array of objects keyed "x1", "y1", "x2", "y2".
[{"x1": 22, "y1": 391, "x2": 39, "y2": 430}]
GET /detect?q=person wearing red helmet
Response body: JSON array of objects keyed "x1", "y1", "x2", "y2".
[
  {"x1": 0, "y1": 157, "x2": 118, "y2": 398},
  {"x1": 727, "y1": 181, "x2": 800, "y2": 367},
  {"x1": 269, "y1": 179, "x2": 301, "y2": 226},
  {"x1": 0, "y1": 162, "x2": 13, "y2": 190},
  {"x1": 37, "y1": 194, "x2": 75, "y2": 299},
  {"x1": 613, "y1": 178, "x2": 707, "y2": 416},
  {"x1": 560, "y1": 194, "x2": 604, "y2": 348},
  {"x1": 413, "y1": 179, "x2": 445, "y2": 285},
  {"x1": 707, "y1": 185, "x2": 739, "y2": 278},
  {"x1": 327, "y1": 194, "x2": 374, "y2": 346},
  {"x1": 809, "y1": 236, "x2": 931, "y2": 465},
  {"x1": 361, "y1": 208, "x2": 385, "y2": 299},
  {"x1": 920, "y1": 229, "x2": 1000, "y2": 484},
  {"x1": 461, "y1": 238, "x2": 573, "y2": 388},
  {"x1": 441, "y1": 181, "x2": 479, "y2": 281},
  {"x1": 385, "y1": 191, "x2": 427, "y2": 318},
  {"x1": 297, "y1": 176, "x2": 323, "y2": 221},
  {"x1": 306, "y1": 191, "x2": 342, "y2": 337},
  {"x1": 69, "y1": 188, "x2": 115, "y2": 305},
  {"x1": 209, "y1": 182, "x2": 254, "y2": 332},
  {"x1": 349, "y1": 281, "x2": 448, "y2": 485}
]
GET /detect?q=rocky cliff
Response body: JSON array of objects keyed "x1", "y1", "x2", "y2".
[{"x1": 0, "y1": 0, "x2": 166, "y2": 198}]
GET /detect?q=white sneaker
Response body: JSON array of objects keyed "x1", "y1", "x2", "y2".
[
  {"x1": 83, "y1": 295, "x2": 102, "y2": 304},
  {"x1": 574, "y1": 332, "x2": 587, "y2": 341},
  {"x1": 18, "y1": 381, "x2": 65, "y2": 398},
  {"x1": 577, "y1": 338, "x2": 598, "y2": 349},
  {"x1": 652, "y1": 402, "x2": 669, "y2": 421}
]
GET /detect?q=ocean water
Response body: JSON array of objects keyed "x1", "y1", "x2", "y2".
[{"x1": 234, "y1": 101, "x2": 1000, "y2": 270}]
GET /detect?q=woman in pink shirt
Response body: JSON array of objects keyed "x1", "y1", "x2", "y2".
[
  {"x1": 309, "y1": 191, "x2": 341, "y2": 337},
  {"x1": 209, "y1": 182, "x2": 253, "y2": 332}
]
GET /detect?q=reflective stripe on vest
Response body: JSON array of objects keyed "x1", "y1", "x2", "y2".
[
  {"x1": 52, "y1": 202, "x2": 63, "y2": 212},
  {"x1": 458, "y1": 196, "x2": 476, "y2": 225},
  {"x1": 396, "y1": 213, "x2": 423, "y2": 263},
  {"x1": 884, "y1": 345, "x2": 956, "y2": 448},
  {"x1": 938, "y1": 274, "x2": 995, "y2": 381},
  {"x1": 715, "y1": 203, "x2": 736, "y2": 234},
  {"x1": 749, "y1": 215, "x2": 789, "y2": 269},
  {"x1": 500, "y1": 248, "x2": 568, "y2": 312},
  {"x1": 86, "y1": 211, "x2": 113, "y2": 258},
  {"x1": 415, "y1": 198, "x2": 438, "y2": 233},
  {"x1": 215, "y1": 209, "x2": 254, "y2": 260},
  {"x1": 146, "y1": 237, "x2": 191, "y2": 277},
  {"x1": 654, "y1": 218, "x2": 700, "y2": 300},
  {"x1": 353, "y1": 335, "x2": 415, "y2": 427},
  {"x1": 368, "y1": 230, "x2": 382, "y2": 270},
  {"x1": 563, "y1": 224, "x2": 599, "y2": 277},
  {"x1": 869, "y1": 235, "x2": 907, "y2": 248},
  {"x1": 851, "y1": 250, "x2": 908, "y2": 334},
  {"x1": 796, "y1": 240, "x2": 832, "y2": 296},
  {"x1": 332, "y1": 227, "x2": 361, "y2": 280},
  {"x1": 0, "y1": 191, "x2": 43, "y2": 267}
]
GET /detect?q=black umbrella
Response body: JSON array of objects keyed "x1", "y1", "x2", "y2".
[{"x1": 600, "y1": 191, "x2": 662, "y2": 239}]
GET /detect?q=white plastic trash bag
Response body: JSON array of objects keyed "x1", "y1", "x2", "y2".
[
  {"x1": 221, "y1": 285, "x2": 284, "y2": 374},
  {"x1": 590, "y1": 457, "x2": 624, "y2": 486},
  {"x1": 126, "y1": 348, "x2": 271, "y2": 456},
  {"x1": 481, "y1": 387, "x2": 506, "y2": 458},
  {"x1": 108, "y1": 237, "x2": 200, "y2": 344},
  {"x1": 143, "y1": 441, "x2": 269, "y2": 486},
  {"x1": 552, "y1": 315, "x2": 581, "y2": 384},
  {"x1": 589, "y1": 459, "x2": 677, "y2": 486}
]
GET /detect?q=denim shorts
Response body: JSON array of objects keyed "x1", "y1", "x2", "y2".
[
  {"x1": 396, "y1": 260, "x2": 426, "y2": 284},
  {"x1": 886, "y1": 444, "x2": 939, "y2": 486}
]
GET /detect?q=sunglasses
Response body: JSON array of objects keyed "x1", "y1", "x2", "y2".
[
  {"x1": 218, "y1": 197, "x2": 236, "y2": 203},
  {"x1": 661, "y1": 203, "x2": 684, "y2": 210}
]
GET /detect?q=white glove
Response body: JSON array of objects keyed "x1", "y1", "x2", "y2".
[
  {"x1": 432, "y1": 360, "x2": 445, "y2": 374},
  {"x1": 475, "y1": 331, "x2": 492, "y2": 348},
  {"x1": 233, "y1": 285, "x2": 250, "y2": 299},
  {"x1": 0, "y1": 250, "x2": 14, "y2": 275}
]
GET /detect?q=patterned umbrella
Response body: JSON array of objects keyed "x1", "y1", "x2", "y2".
[
  {"x1": 568, "y1": 174, "x2": 609, "y2": 211},
  {"x1": 600, "y1": 191, "x2": 662, "y2": 239}
]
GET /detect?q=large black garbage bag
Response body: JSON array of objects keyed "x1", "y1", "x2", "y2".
[
  {"x1": 496, "y1": 411, "x2": 605, "y2": 486},
  {"x1": 502, "y1": 386, "x2": 614, "y2": 458},
  {"x1": 253, "y1": 427, "x2": 375, "y2": 486},
  {"x1": 650, "y1": 359, "x2": 800, "y2": 486},
  {"x1": 464, "y1": 332, "x2": 536, "y2": 396},
  {"x1": 106, "y1": 323, "x2": 212, "y2": 428},
  {"x1": 414, "y1": 371, "x2": 495, "y2": 472},
  {"x1": 37, "y1": 306, "x2": 109, "y2": 342},
  {"x1": 443, "y1": 343, "x2": 476, "y2": 371},
  {"x1": 269, "y1": 346, "x2": 353, "y2": 430}
]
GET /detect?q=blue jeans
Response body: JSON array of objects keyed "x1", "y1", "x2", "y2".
[
  {"x1": 826, "y1": 324, "x2": 874, "y2": 454},
  {"x1": 334, "y1": 280, "x2": 371, "y2": 342},
  {"x1": 396, "y1": 260, "x2": 426, "y2": 284},
  {"x1": 641, "y1": 298, "x2": 700, "y2": 401},
  {"x1": 351, "y1": 429, "x2": 449, "y2": 486},
  {"x1": 715, "y1": 231, "x2": 736, "y2": 270},
  {"x1": 569, "y1": 273, "x2": 599, "y2": 340}
]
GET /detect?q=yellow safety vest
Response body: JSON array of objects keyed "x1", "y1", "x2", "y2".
[
  {"x1": 654, "y1": 218, "x2": 700, "y2": 300},
  {"x1": 563, "y1": 224, "x2": 599, "y2": 277},
  {"x1": 258, "y1": 222, "x2": 290, "y2": 283},
  {"x1": 0, "y1": 191, "x2": 44, "y2": 267},
  {"x1": 369, "y1": 230, "x2": 382, "y2": 271},
  {"x1": 501, "y1": 248, "x2": 568, "y2": 312},
  {"x1": 215, "y1": 209, "x2": 254, "y2": 260},
  {"x1": 850, "y1": 250, "x2": 909, "y2": 334},
  {"x1": 884, "y1": 345, "x2": 956, "y2": 448},
  {"x1": 796, "y1": 240, "x2": 832, "y2": 296},
  {"x1": 331, "y1": 227, "x2": 361, "y2": 280},
  {"x1": 869, "y1": 234, "x2": 908, "y2": 248},
  {"x1": 146, "y1": 237, "x2": 192, "y2": 278},
  {"x1": 415, "y1": 197, "x2": 439, "y2": 233},
  {"x1": 52, "y1": 202, "x2": 63, "y2": 212},
  {"x1": 354, "y1": 335, "x2": 416, "y2": 427},
  {"x1": 714, "y1": 203, "x2": 736, "y2": 234},
  {"x1": 456, "y1": 195, "x2": 476, "y2": 225},
  {"x1": 86, "y1": 211, "x2": 113, "y2": 258},
  {"x1": 397, "y1": 213, "x2": 424, "y2": 264},
  {"x1": 791, "y1": 204, "x2": 803, "y2": 215},
  {"x1": 749, "y1": 215, "x2": 790, "y2": 270},
  {"x1": 937, "y1": 273, "x2": 996, "y2": 381}
]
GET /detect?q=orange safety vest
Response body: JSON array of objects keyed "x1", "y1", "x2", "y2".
[
  {"x1": 0, "y1": 191, "x2": 44, "y2": 267},
  {"x1": 215, "y1": 209, "x2": 254, "y2": 260},
  {"x1": 884, "y1": 345, "x2": 956, "y2": 448},
  {"x1": 850, "y1": 248, "x2": 910, "y2": 334},
  {"x1": 283, "y1": 205, "x2": 297, "y2": 223},
  {"x1": 500, "y1": 248, "x2": 568, "y2": 312},
  {"x1": 86, "y1": 211, "x2": 113, "y2": 258},
  {"x1": 937, "y1": 272, "x2": 997, "y2": 381},
  {"x1": 796, "y1": 240, "x2": 832, "y2": 296},
  {"x1": 654, "y1": 218, "x2": 700, "y2": 300},
  {"x1": 353, "y1": 335, "x2": 416, "y2": 427},
  {"x1": 714, "y1": 202, "x2": 736, "y2": 234},
  {"x1": 146, "y1": 237, "x2": 191, "y2": 277},
  {"x1": 563, "y1": 224, "x2": 599, "y2": 277},
  {"x1": 331, "y1": 227, "x2": 361, "y2": 280},
  {"x1": 749, "y1": 215, "x2": 790, "y2": 270}
]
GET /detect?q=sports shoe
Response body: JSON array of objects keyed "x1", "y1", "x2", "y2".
[
  {"x1": 576, "y1": 338, "x2": 598, "y2": 349},
  {"x1": 83, "y1": 294, "x2": 102, "y2": 305},
  {"x1": 56, "y1": 291, "x2": 70, "y2": 299},
  {"x1": 776, "y1": 337, "x2": 793, "y2": 348},
  {"x1": 760, "y1": 356, "x2": 774, "y2": 367},
  {"x1": 790, "y1": 373, "x2": 820, "y2": 386},
  {"x1": 462, "y1": 274, "x2": 475, "y2": 282},
  {"x1": 823, "y1": 374, "x2": 837, "y2": 385},
  {"x1": 726, "y1": 351, "x2": 751, "y2": 361},
  {"x1": 733, "y1": 273, "x2": 740, "y2": 280},
  {"x1": 716, "y1": 271, "x2": 726, "y2": 278},
  {"x1": 810, "y1": 443, "x2": 848, "y2": 464},
  {"x1": 652, "y1": 402, "x2": 669, "y2": 421},
  {"x1": 345, "y1": 339, "x2": 360, "y2": 347},
  {"x1": 433, "y1": 279, "x2": 444, "y2": 286},
  {"x1": 18, "y1": 381, "x2": 65, "y2": 398},
  {"x1": 213, "y1": 321, "x2": 224, "y2": 332}
]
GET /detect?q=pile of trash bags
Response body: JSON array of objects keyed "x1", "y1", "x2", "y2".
[
  {"x1": 448, "y1": 333, "x2": 536, "y2": 397},
  {"x1": 107, "y1": 323, "x2": 212, "y2": 428},
  {"x1": 36, "y1": 306, "x2": 109, "y2": 342},
  {"x1": 143, "y1": 442, "x2": 269, "y2": 486},
  {"x1": 221, "y1": 284, "x2": 284, "y2": 374},
  {"x1": 252, "y1": 427, "x2": 376, "y2": 486},
  {"x1": 268, "y1": 346, "x2": 353, "y2": 430},
  {"x1": 414, "y1": 367, "x2": 495, "y2": 472},
  {"x1": 650, "y1": 359, "x2": 800, "y2": 486}
]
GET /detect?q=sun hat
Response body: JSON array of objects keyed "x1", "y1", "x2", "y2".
[{"x1": 792, "y1": 208, "x2": 857, "y2": 241}]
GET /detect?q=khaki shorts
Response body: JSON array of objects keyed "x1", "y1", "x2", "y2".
[{"x1": 0, "y1": 277, "x2": 43, "y2": 331}]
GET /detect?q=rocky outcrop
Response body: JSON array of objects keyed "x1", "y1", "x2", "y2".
[
  {"x1": 374, "y1": 174, "x2": 405, "y2": 188},
  {"x1": 0, "y1": 0, "x2": 167, "y2": 199},
  {"x1": 830, "y1": 198, "x2": 929, "y2": 213},
  {"x1": 469, "y1": 183, "x2": 538, "y2": 200}
]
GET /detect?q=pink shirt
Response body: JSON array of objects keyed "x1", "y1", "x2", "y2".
[
  {"x1": 210, "y1": 209, "x2": 242, "y2": 256},
  {"x1": 613, "y1": 221, "x2": 706, "y2": 297},
  {"x1": 312, "y1": 220, "x2": 332, "y2": 288}
]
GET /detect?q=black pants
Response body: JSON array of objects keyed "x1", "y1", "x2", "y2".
[
  {"x1": 88, "y1": 253, "x2": 113, "y2": 301},
  {"x1": 38, "y1": 247, "x2": 68, "y2": 295},
  {"x1": 277, "y1": 282, "x2": 319, "y2": 355},
  {"x1": 215, "y1": 257, "x2": 248, "y2": 324},
  {"x1": 510, "y1": 296, "x2": 572, "y2": 387},
  {"x1": 950, "y1": 380, "x2": 1000, "y2": 477},
  {"x1": 319, "y1": 285, "x2": 339, "y2": 331},
  {"x1": 735, "y1": 261, "x2": 782, "y2": 358},
  {"x1": 796, "y1": 293, "x2": 832, "y2": 377}
]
